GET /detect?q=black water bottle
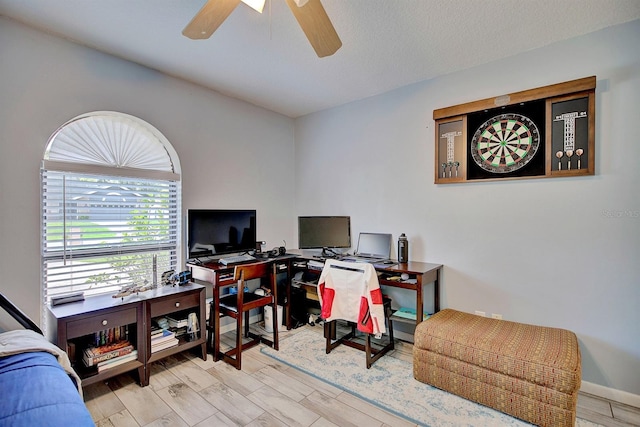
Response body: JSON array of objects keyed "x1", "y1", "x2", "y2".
[{"x1": 398, "y1": 233, "x2": 408, "y2": 263}]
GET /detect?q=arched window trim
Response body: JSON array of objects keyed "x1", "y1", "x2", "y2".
[{"x1": 42, "y1": 160, "x2": 180, "y2": 182}]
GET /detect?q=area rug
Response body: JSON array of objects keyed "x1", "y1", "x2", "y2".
[{"x1": 261, "y1": 329, "x2": 601, "y2": 427}]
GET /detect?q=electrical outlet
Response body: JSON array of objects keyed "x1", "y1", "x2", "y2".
[
  {"x1": 475, "y1": 310, "x2": 485, "y2": 317},
  {"x1": 492, "y1": 313, "x2": 503, "y2": 320}
]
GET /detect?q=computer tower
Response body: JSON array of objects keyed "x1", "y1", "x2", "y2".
[
  {"x1": 289, "y1": 286, "x2": 308, "y2": 328},
  {"x1": 275, "y1": 271, "x2": 309, "y2": 328}
]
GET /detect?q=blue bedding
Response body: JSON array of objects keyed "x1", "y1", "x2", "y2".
[{"x1": 0, "y1": 351, "x2": 94, "y2": 426}]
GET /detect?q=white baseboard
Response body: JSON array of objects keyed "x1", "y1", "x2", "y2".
[{"x1": 580, "y1": 380, "x2": 640, "y2": 409}]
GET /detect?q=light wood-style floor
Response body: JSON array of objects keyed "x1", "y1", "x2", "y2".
[{"x1": 83, "y1": 324, "x2": 639, "y2": 427}]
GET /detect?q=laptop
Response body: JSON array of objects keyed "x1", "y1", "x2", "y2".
[{"x1": 342, "y1": 232, "x2": 392, "y2": 263}]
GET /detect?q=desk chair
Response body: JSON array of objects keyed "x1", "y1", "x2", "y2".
[
  {"x1": 318, "y1": 259, "x2": 394, "y2": 368},
  {"x1": 210, "y1": 262, "x2": 279, "y2": 370}
]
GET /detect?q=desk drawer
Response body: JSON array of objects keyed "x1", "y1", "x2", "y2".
[
  {"x1": 67, "y1": 307, "x2": 137, "y2": 338},
  {"x1": 150, "y1": 291, "x2": 200, "y2": 317},
  {"x1": 190, "y1": 265, "x2": 216, "y2": 282}
]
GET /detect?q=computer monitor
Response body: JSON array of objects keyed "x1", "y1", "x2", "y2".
[
  {"x1": 187, "y1": 209, "x2": 257, "y2": 259},
  {"x1": 298, "y1": 216, "x2": 351, "y2": 250}
]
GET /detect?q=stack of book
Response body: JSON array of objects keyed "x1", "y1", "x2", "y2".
[
  {"x1": 83, "y1": 340, "x2": 137, "y2": 373},
  {"x1": 97, "y1": 350, "x2": 138, "y2": 373},
  {"x1": 167, "y1": 316, "x2": 189, "y2": 337},
  {"x1": 151, "y1": 328, "x2": 179, "y2": 353},
  {"x1": 155, "y1": 316, "x2": 188, "y2": 337},
  {"x1": 166, "y1": 316, "x2": 188, "y2": 329}
]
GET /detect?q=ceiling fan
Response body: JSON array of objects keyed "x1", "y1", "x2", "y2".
[{"x1": 182, "y1": 0, "x2": 342, "y2": 57}]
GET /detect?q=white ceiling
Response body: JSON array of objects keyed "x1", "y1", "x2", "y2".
[{"x1": 2, "y1": 0, "x2": 639, "y2": 118}]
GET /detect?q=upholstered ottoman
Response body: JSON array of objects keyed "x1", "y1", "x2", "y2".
[{"x1": 413, "y1": 309, "x2": 581, "y2": 427}]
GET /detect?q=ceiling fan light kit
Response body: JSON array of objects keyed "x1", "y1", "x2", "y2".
[
  {"x1": 183, "y1": 0, "x2": 341, "y2": 57},
  {"x1": 241, "y1": 0, "x2": 266, "y2": 13}
]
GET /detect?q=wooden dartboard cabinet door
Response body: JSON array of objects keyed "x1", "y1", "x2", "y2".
[{"x1": 434, "y1": 76, "x2": 596, "y2": 184}]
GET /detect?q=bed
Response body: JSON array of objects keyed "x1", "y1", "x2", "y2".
[{"x1": 0, "y1": 293, "x2": 94, "y2": 426}]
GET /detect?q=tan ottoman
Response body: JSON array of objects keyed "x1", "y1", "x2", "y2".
[{"x1": 413, "y1": 309, "x2": 581, "y2": 427}]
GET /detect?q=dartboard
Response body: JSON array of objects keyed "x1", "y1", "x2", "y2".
[{"x1": 471, "y1": 113, "x2": 540, "y2": 173}]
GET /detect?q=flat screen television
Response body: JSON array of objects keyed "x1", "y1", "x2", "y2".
[
  {"x1": 187, "y1": 209, "x2": 257, "y2": 259},
  {"x1": 298, "y1": 216, "x2": 351, "y2": 250}
]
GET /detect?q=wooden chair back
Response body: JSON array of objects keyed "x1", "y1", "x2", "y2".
[{"x1": 234, "y1": 261, "x2": 272, "y2": 283}]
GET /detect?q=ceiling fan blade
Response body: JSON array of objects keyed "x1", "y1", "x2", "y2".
[
  {"x1": 182, "y1": 0, "x2": 242, "y2": 40},
  {"x1": 285, "y1": 0, "x2": 342, "y2": 57}
]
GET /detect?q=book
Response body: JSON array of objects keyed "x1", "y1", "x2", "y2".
[
  {"x1": 151, "y1": 329, "x2": 176, "y2": 345},
  {"x1": 97, "y1": 350, "x2": 138, "y2": 368},
  {"x1": 166, "y1": 316, "x2": 188, "y2": 328},
  {"x1": 84, "y1": 345, "x2": 134, "y2": 366},
  {"x1": 393, "y1": 307, "x2": 430, "y2": 321},
  {"x1": 151, "y1": 337, "x2": 179, "y2": 353},
  {"x1": 94, "y1": 325, "x2": 128, "y2": 347},
  {"x1": 83, "y1": 341, "x2": 134, "y2": 366},
  {"x1": 170, "y1": 326, "x2": 188, "y2": 337},
  {"x1": 97, "y1": 351, "x2": 138, "y2": 372},
  {"x1": 85, "y1": 339, "x2": 131, "y2": 356}
]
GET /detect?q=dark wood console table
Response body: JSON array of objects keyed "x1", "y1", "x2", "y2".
[{"x1": 48, "y1": 283, "x2": 206, "y2": 387}]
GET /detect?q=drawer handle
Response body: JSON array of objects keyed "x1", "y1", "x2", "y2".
[
  {"x1": 102, "y1": 320, "x2": 108, "y2": 326},
  {"x1": 175, "y1": 302, "x2": 180, "y2": 308}
]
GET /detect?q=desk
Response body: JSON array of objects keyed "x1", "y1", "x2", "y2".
[
  {"x1": 188, "y1": 256, "x2": 294, "y2": 360},
  {"x1": 374, "y1": 261, "x2": 442, "y2": 325},
  {"x1": 292, "y1": 256, "x2": 442, "y2": 327},
  {"x1": 188, "y1": 255, "x2": 442, "y2": 348}
]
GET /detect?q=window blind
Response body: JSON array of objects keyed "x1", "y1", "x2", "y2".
[{"x1": 42, "y1": 170, "x2": 180, "y2": 301}]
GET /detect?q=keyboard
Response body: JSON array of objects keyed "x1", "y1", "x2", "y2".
[
  {"x1": 218, "y1": 253, "x2": 256, "y2": 265},
  {"x1": 341, "y1": 256, "x2": 386, "y2": 263}
]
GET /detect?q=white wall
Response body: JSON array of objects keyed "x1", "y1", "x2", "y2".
[
  {"x1": 0, "y1": 17, "x2": 296, "y2": 327},
  {"x1": 1, "y1": 14, "x2": 638, "y2": 403},
  {"x1": 294, "y1": 20, "x2": 640, "y2": 400}
]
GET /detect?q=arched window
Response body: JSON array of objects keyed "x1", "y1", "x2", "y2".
[{"x1": 41, "y1": 112, "x2": 181, "y2": 318}]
